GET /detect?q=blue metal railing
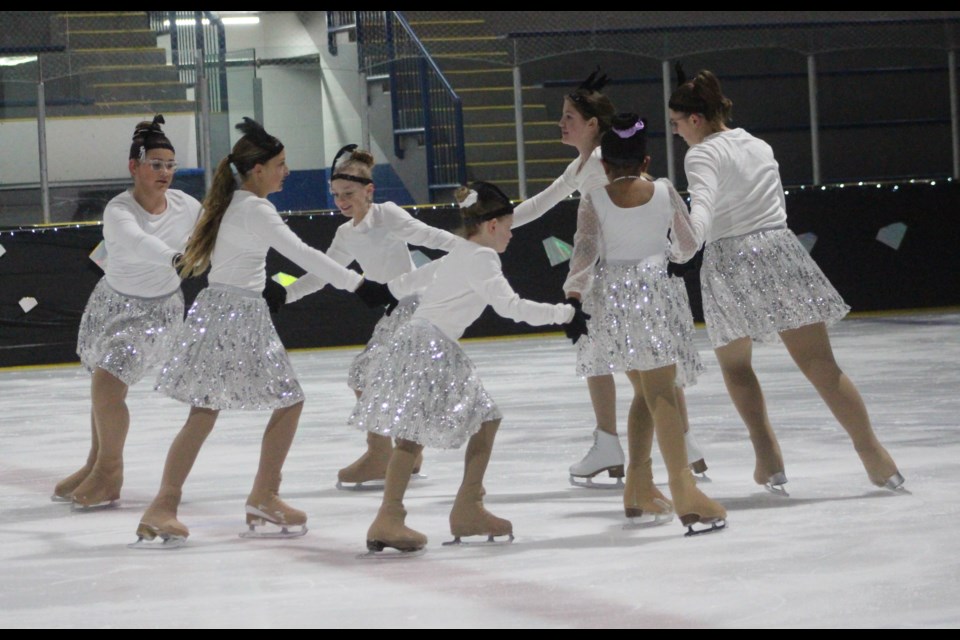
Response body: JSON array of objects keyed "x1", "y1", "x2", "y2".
[
  {"x1": 149, "y1": 11, "x2": 228, "y2": 112},
  {"x1": 326, "y1": 11, "x2": 356, "y2": 56},
  {"x1": 336, "y1": 11, "x2": 467, "y2": 200}
]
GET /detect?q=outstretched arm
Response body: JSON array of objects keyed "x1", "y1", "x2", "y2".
[
  {"x1": 381, "y1": 202, "x2": 460, "y2": 252},
  {"x1": 469, "y1": 249, "x2": 574, "y2": 327},
  {"x1": 246, "y1": 204, "x2": 362, "y2": 292},
  {"x1": 283, "y1": 233, "x2": 355, "y2": 303}
]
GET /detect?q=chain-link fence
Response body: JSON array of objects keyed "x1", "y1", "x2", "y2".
[
  {"x1": 393, "y1": 11, "x2": 960, "y2": 197},
  {"x1": 3, "y1": 12, "x2": 959, "y2": 225}
]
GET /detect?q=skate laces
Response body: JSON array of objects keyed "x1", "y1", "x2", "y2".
[{"x1": 584, "y1": 431, "x2": 601, "y2": 456}]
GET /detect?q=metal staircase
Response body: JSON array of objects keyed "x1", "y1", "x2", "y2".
[
  {"x1": 400, "y1": 11, "x2": 571, "y2": 200},
  {"x1": 1, "y1": 12, "x2": 195, "y2": 118}
]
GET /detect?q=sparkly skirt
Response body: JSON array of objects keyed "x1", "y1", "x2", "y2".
[
  {"x1": 155, "y1": 284, "x2": 305, "y2": 410},
  {"x1": 76, "y1": 279, "x2": 184, "y2": 386},
  {"x1": 701, "y1": 228, "x2": 851, "y2": 348},
  {"x1": 576, "y1": 259, "x2": 703, "y2": 387},
  {"x1": 347, "y1": 318, "x2": 502, "y2": 449},
  {"x1": 347, "y1": 296, "x2": 419, "y2": 392}
]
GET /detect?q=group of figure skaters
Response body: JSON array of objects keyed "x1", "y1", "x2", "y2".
[{"x1": 51, "y1": 66, "x2": 906, "y2": 555}]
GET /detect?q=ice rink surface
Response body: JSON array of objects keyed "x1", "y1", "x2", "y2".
[{"x1": 2, "y1": 309, "x2": 958, "y2": 628}]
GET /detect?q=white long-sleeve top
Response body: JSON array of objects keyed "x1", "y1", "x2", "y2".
[
  {"x1": 564, "y1": 178, "x2": 700, "y2": 296},
  {"x1": 102, "y1": 188, "x2": 201, "y2": 297},
  {"x1": 284, "y1": 201, "x2": 460, "y2": 304},
  {"x1": 684, "y1": 128, "x2": 788, "y2": 247},
  {"x1": 207, "y1": 190, "x2": 362, "y2": 293},
  {"x1": 387, "y1": 236, "x2": 575, "y2": 341},
  {"x1": 512, "y1": 147, "x2": 607, "y2": 228}
]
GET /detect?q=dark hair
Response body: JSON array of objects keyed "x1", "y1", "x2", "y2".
[
  {"x1": 600, "y1": 113, "x2": 648, "y2": 168},
  {"x1": 668, "y1": 67, "x2": 733, "y2": 126},
  {"x1": 129, "y1": 114, "x2": 174, "y2": 160},
  {"x1": 454, "y1": 181, "x2": 514, "y2": 238},
  {"x1": 178, "y1": 117, "x2": 284, "y2": 278},
  {"x1": 566, "y1": 69, "x2": 616, "y2": 135}
]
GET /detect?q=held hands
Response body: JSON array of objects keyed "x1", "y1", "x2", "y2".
[
  {"x1": 262, "y1": 277, "x2": 287, "y2": 314},
  {"x1": 355, "y1": 279, "x2": 399, "y2": 316},
  {"x1": 563, "y1": 297, "x2": 590, "y2": 345}
]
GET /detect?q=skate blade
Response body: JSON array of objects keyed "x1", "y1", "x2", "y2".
[
  {"x1": 70, "y1": 498, "x2": 119, "y2": 512},
  {"x1": 693, "y1": 473, "x2": 712, "y2": 483},
  {"x1": 50, "y1": 494, "x2": 72, "y2": 504},
  {"x1": 623, "y1": 507, "x2": 674, "y2": 530},
  {"x1": 336, "y1": 472, "x2": 427, "y2": 492},
  {"x1": 763, "y1": 483, "x2": 789, "y2": 497},
  {"x1": 240, "y1": 523, "x2": 308, "y2": 539},
  {"x1": 127, "y1": 535, "x2": 187, "y2": 550},
  {"x1": 336, "y1": 479, "x2": 385, "y2": 491},
  {"x1": 569, "y1": 475, "x2": 625, "y2": 490},
  {"x1": 357, "y1": 547, "x2": 426, "y2": 560},
  {"x1": 763, "y1": 472, "x2": 789, "y2": 497},
  {"x1": 683, "y1": 519, "x2": 727, "y2": 537},
  {"x1": 880, "y1": 472, "x2": 906, "y2": 492},
  {"x1": 442, "y1": 533, "x2": 514, "y2": 546}
]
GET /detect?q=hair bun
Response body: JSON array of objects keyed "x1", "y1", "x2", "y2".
[
  {"x1": 455, "y1": 186, "x2": 478, "y2": 208},
  {"x1": 610, "y1": 112, "x2": 645, "y2": 139}
]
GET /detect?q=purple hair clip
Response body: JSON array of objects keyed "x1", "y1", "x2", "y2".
[{"x1": 613, "y1": 120, "x2": 645, "y2": 139}]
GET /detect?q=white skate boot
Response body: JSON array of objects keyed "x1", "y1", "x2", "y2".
[{"x1": 569, "y1": 429, "x2": 625, "y2": 489}]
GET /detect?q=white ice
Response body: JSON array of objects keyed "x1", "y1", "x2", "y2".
[{"x1": 1, "y1": 310, "x2": 959, "y2": 628}]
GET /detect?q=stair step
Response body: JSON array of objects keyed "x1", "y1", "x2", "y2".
[
  {"x1": 454, "y1": 86, "x2": 542, "y2": 107},
  {"x1": 79, "y1": 65, "x2": 183, "y2": 84},
  {"x1": 56, "y1": 12, "x2": 149, "y2": 32},
  {"x1": 91, "y1": 82, "x2": 187, "y2": 102},
  {"x1": 443, "y1": 68, "x2": 513, "y2": 89},
  {"x1": 433, "y1": 51, "x2": 510, "y2": 60},
  {"x1": 465, "y1": 123, "x2": 559, "y2": 143},
  {"x1": 4, "y1": 99, "x2": 195, "y2": 119},
  {"x1": 406, "y1": 18, "x2": 486, "y2": 25},
  {"x1": 65, "y1": 30, "x2": 157, "y2": 50},
  {"x1": 463, "y1": 103, "x2": 546, "y2": 125},
  {"x1": 421, "y1": 35, "x2": 501, "y2": 44},
  {"x1": 45, "y1": 48, "x2": 168, "y2": 70}
]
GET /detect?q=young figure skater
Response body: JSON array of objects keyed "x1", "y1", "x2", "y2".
[
  {"x1": 348, "y1": 181, "x2": 590, "y2": 554},
  {"x1": 54, "y1": 115, "x2": 201, "y2": 510},
  {"x1": 668, "y1": 68, "x2": 904, "y2": 493},
  {"x1": 564, "y1": 113, "x2": 725, "y2": 534},
  {"x1": 514, "y1": 69, "x2": 708, "y2": 487},
  {"x1": 283, "y1": 145, "x2": 460, "y2": 490},
  {"x1": 132, "y1": 118, "x2": 391, "y2": 547}
]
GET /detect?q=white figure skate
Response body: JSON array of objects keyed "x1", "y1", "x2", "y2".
[{"x1": 569, "y1": 429, "x2": 625, "y2": 489}]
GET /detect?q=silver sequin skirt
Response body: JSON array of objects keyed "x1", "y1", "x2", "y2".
[
  {"x1": 347, "y1": 296, "x2": 419, "y2": 392},
  {"x1": 347, "y1": 318, "x2": 502, "y2": 449},
  {"x1": 701, "y1": 228, "x2": 851, "y2": 348},
  {"x1": 155, "y1": 284, "x2": 305, "y2": 410},
  {"x1": 576, "y1": 259, "x2": 704, "y2": 387},
  {"x1": 76, "y1": 279, "x2": 184, "y2": 386}
]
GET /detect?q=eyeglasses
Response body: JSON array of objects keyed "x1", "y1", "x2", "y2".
[{"x1": 142, "y1": 159, "x2": 178, "y2": 172}]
